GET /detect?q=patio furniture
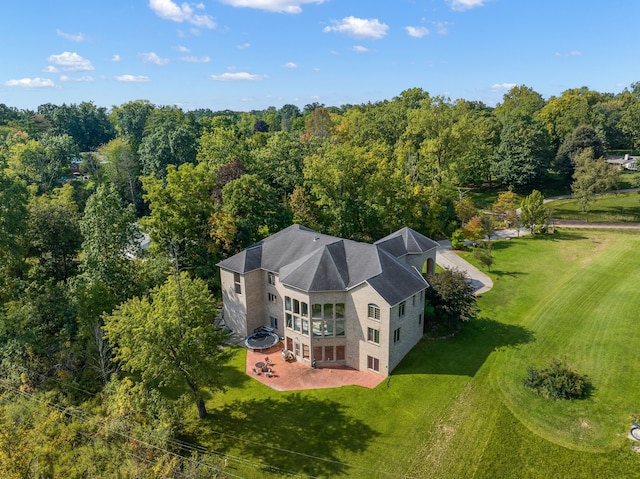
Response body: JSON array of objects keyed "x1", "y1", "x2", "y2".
[
  {"x1": 265, "y1": 357, "x2": 273, "y2": 366},
  {"x1": 255, "y1": 361, "x2": 265, "y2": 369},
  {"x1": 264, "y1": 369, "x2": 273, "y2": 377},
  {"x1": 252, "y1": 368, "x2": 261, "y2": 375}
]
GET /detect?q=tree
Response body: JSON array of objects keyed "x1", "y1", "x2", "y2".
[
  {"x1": 79, "y1": 184, "x2": 140, "y2": 298},
  {"x1": 197, "y1": 124, "x2": 247, "y2": 171},
  {"x1": 304, "y1": 142, "x2": 380, "y2": 240},
  {"x1": 110, "y1": 100, "x2": 155, "y2": 154},
  {"x1": 27, "y1": 184, "x2": 81, "y2": 282},
  {"x1": 571, "y1": 148, "x2": 619, "y2": 214},
  {"x1": 214, "y1": 174, "x2": 292, "y2": 252},
  {"x1": 141, "y1": 162, "x2": 217, "y2": 279},
  {"x1": 554, "y1": 125, "x2": 605, "y2": 183},
  {"x1": 0, "y1": 170, "x2": 29, "y2": 299},
  {"x1": 454, "y1": 197, "x2": 477, "y2": 225},
  {"x1": 473, "y1": 241, "x2": 494, "y2": 271},
  {"x1": 138, "y1": 107, "x2": 198, "y2": 177},
  {"x1": 250, "y1": 131, "x2": 304, "y2": 196},
  {"x1": 104, "y1": 272, "x2": 234, "y2": 419},
  {"x1": 492, "y1": 191, "x2": 518, "y2": 229},
  {"x1": 520, "y1": 189, "x2": 549, "y2": 234},
  {"x1": 462, "y1": 216, "x2": 484, "y2": 243},
  {"x1": 425, "y1": 268, "x2": 478, "y2": 334},
  {"x1": 493, "y1": 117, "x2": 552, "y2": 191},
  {"x1": 7, "y1": 136, "x2": 71, "y2": 193},
  {"x1": 100, "y1": 138, "x2": 142, "y2": 212},
  {"x1": 494, "y1": 85, "x2": 546, "y2": 123},
  {"x1": 304, "y1": 107, "x2": 333, "y2": 138}
]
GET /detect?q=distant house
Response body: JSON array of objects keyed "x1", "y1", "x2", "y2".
[
  {"x1": 606, "y1": 154, "x2": 637, "y2": 171},
  {"x1": 218, "y1": 224, "x2": 438, "y2": 376}
]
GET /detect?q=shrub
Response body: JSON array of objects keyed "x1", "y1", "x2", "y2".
[
  {"x1": 450, "y1": 229, "x2": 466, "y2": 250},
  {"x1": 522, "y1": 358, "x2": 590, "y2": 400}
]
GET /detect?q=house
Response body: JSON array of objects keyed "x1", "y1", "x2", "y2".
[
  {"x1": 218, "y1": 224, "x2": 438, "y2": 377},
  {"x1": 606, "y1": 154, "x2": 637, "y2": 171}
]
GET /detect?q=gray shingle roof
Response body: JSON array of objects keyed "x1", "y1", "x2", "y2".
[
  {"x1": 218, "y1": 224, "x2": 430, "y2": 305},
  {"x1": 375, "y1": 226, "x2": 439, "y2": 255}
]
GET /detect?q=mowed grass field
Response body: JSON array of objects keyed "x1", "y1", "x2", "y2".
[
  {"x1": 550, "y1": 192, "x2": 640, "y2": 223},
  {"x1": 184, "y1": 230, "x2": 640, "y2": 478}
]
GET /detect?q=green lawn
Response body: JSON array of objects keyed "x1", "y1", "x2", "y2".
[
  {"x1": 182, "y1": 230, "x2": 640, "y2": 478},
  {"x1": 549, "y1": 192, "x2": 640, "y2": 223}
]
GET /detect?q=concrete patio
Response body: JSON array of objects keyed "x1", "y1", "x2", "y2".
[{"x1": 245, "y1": 342, "x2": 385, "y2": 391}]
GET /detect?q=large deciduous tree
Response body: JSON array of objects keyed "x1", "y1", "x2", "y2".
[
  {"x1": 554, "y1": 125, "x2": 605, "y2": 183},
  {"x1": 493, "y1": 117, "x2": 552, "y2": 191},
  {"x1": 104, "y1": 272, "x2": 234, "y2": 419},
  {"x1": 571, "y1": 148, "x2": 619, "y2": 213},
  {"x1": 79, "y1": 184, "x2": 140, "y2": 299},
  {"x1": 27, "y1": 184, "x2": 81, "y2": 282},
  {"x1": 425, "y1": 268, "x2": 477, "y2": 334},
  {"x1": 141, "y1": 162, "x2": 217, "y2": 279},
  {"x1": 138, "y1": 107, "x2": 198, "y2": 177}
]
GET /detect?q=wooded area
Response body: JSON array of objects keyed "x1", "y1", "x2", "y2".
[{"x1": 0, "y1": 82, "x2": 639, "y2": 476}]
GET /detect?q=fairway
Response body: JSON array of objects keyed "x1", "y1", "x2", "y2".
[{"x1": 187, "y1": 229, "x2": 640, "y2": 478}]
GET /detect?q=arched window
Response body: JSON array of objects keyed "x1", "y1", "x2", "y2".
[{"x1": 367, "y1": 304, "x2": 380, "y2": 320}]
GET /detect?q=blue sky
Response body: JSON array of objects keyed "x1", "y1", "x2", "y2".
[{"x1": 1, "y1": 0, "x2": 639, "y2": 111}]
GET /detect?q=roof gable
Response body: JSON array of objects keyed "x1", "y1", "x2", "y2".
[{"x1": 375, "y1": 227, "x2": 439, "y2": 257}]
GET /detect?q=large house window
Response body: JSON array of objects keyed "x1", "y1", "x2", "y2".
[
  {"x1": 268, "y1": 293, "x2": 277, "y2": 303},
  {"x1": 336, "y1": 345, "x2": 345, "y2": 361},
  {"x1": 234, "y1": 273, "x2": 241, "y2": 294},
  {"x1": 367, "y1": 327, "x2": 380, "y2": 344},
  {"x1": 399, "y1": 301, "x2": 406, "y2": 318},
  {"x1": 312, "y1": 303, "x2": 345, "y2": 337},
  {"x1": 368, "y1": 304, "x2": 380, "y2": 320},
  {"x1": 285, "y1": 296, "x2": 309, "y2": 336},
  {"x1": 268, "y1": 272, "x2": 276, "y2": 285},
  {"x1": 367, "y1": 356, "x2": 380, "y2": 372},
  {"x1": 270, "y1": 316, "x2": 278, "y2": 330},
  {"x1": 393, "y1": 327, "x2": 401, "y2": 343}
]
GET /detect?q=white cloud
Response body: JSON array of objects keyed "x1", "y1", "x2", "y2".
[
  {"x1": 219, "y1": 0, "x2": 325, "y2": 14},
  {"x1": 148, "y1": 0, "x2": 216, "y2": 28},
  {"x1": 42, "y1": 65, "x2": 59, "y2": 73},
  {"x1": 353, "y1": 45, "x2": 369, "y2": 52},
  {"x1": 490, "y1": 82, "x2": 517, "y2": 92},
  {"x1": 48, "y1": 51, "x2": 94, "y2": 71},
  {"x1": 56, "y1": 29, "x2": 87, "y2": 42},
  {"x1": 237, "y1": 42, "x2": 251, "y2": 49},
  {"x1": 175, "y1": 45, "x2": 190, "y2": 53},
  {"x1": 5, "y1": 77, "x2": 56, "y2": 88},
  {"x1": 60, "y1": 75, "x2": 94, "y2": 82},
  {"x1": 282, "y1": 62, "x2": 297, "y2": 68},
  {"x1": 447, "y1": 0, "x2": 488, "y2": 11},
  {"x1": 323, "y1": 16, "x2": 389, "y2": 39},
  {"x1": 141, "y1": 52, "x2": 170, "y2": 65},
  {"x1": 181, "y1": 55, "x2": 211, "y2": 62},
  {"x1": 112, "y1": 54, "x2": 121, "y2": 62},
  {"x1": 116, "y1": 74, "x2": 151, "y2": 82},
  {"x1": 210, "y1": 72, "x2": 267, "y2": 81},
  {"x1": 434, "y1": 22, "x2": 449, "y2": 35},
  {"x1": 405, "y1": 26, "x2": 429, "y2": 38}
]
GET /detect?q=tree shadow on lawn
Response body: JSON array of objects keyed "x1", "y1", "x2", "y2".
[
  {"x1": 393, "y1": 317, "x2": 534, "y2": 377},
  {"x1": 198, "y1": 393, "x2": 379, "y2": 478}
]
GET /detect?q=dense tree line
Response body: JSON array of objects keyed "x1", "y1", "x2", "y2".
[{"x1": 0, "y1": 82, "x2": 638, "y2": 476}]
